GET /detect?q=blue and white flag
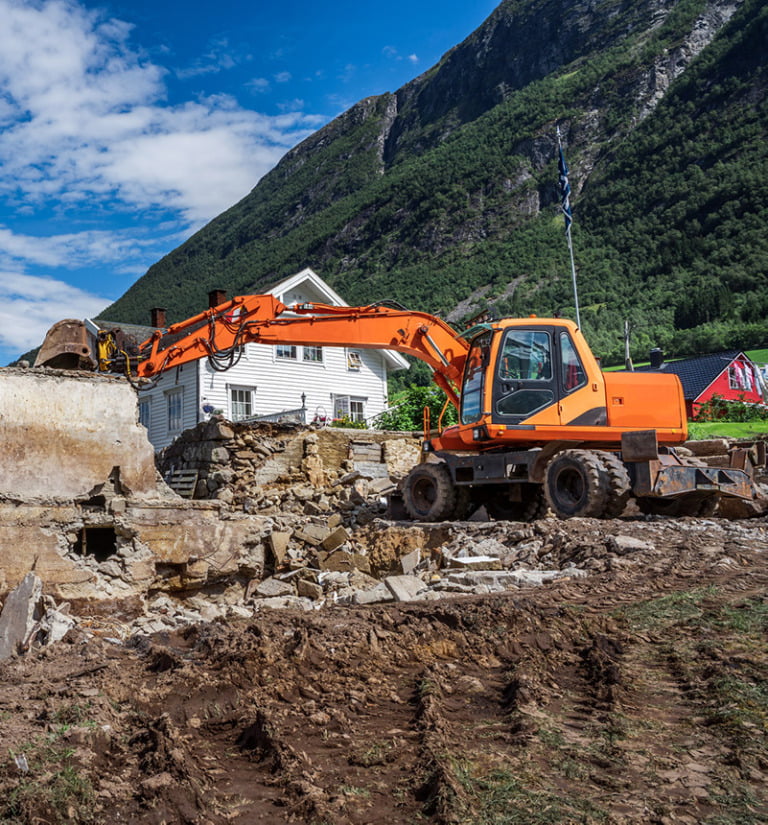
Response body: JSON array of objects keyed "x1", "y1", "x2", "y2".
[{"x1": 558, "y1": 145, "x2": 573, "y2": 234}]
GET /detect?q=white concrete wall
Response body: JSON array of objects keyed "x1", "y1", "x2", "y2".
[{"x1": 0, "y1": 369, "x2": 159, "y2": 499}]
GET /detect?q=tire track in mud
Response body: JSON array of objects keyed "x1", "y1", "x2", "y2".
[{"x1": 3, "y1": 518, "x2": 768, "y2": 824}]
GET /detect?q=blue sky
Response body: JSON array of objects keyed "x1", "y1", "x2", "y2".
[{"x1": 0, "y1": 0, "x2": 498, "y2": 365}]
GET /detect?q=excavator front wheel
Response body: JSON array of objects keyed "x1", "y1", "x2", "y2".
[
  {"x1": 544, "y1": 449, "x2": 609, "y2": 519},
  {"x1": 402, "y1": 462, "x2": 456, "y2": 522}
]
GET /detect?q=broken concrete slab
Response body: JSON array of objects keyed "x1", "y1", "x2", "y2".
[
  {"x1": 253, "y1": 577, "x2": 295, "y2": 599},
  {"x1": 351, "y1": 583, "x2": 394, "y2": 605},
  {"x1": 400, "y1": 548, "x2": 421, "y2": 575},
  {"x1": 607, "y1": 535, "x2": 655, "y2": 555},
  {"x1": 268, "y1": 531, "x2": 291, "y2": 565},
  {"x1": 448, "y1": 555, "x2": 503, "y2": 570},
  {"x1": 293, "y1": 523, "x2": 331, "y2": 546},
  {"x1": 384, "y1": 575, "x2": 428, "y2": 602},
  {"x1": 0, "y1": 573, "x2": 43, "y2": 659}
]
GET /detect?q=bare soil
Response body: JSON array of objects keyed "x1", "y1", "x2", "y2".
[{"x1": 2, "y1": 515, "x2": 768, "y2": 825}]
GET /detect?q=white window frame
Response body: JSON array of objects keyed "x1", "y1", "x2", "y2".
[
  {"x1": 138, "y1": 398, "x2": 150, "y2": 429},
  {"x1": 276, "y1": 344, "x2": 297, "y2": 360},
  {"x1": 333, "y1": 394, "x2": 366, "y2": 423},
  {"x1": 229, "y1": 385, "x2": 256, "y2": 421},
  {"x1": 166, "y1": 388, "x2": 184, "y2": 433},
  {"x1": 303, "y1": 345, "x2": 323, "y2": 363},
  {"x1": 347, "y1": 349, "x2": 363, "y2": 372}
]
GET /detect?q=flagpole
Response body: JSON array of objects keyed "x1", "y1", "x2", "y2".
[{"x1": 557, "y1": 127, "x2": 581, "y2": 329}]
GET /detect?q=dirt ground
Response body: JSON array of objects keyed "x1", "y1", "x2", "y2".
[{"x1": 1, "y1": 513, "x2": 768, "y2": 825}]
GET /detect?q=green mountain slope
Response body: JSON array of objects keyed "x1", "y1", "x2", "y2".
[{"x1": 101, "y1": 0, "x2": 768, "y2": 366}]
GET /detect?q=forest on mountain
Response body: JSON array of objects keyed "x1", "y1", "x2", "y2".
[{"x1": 101, "y1": 0, "x2": 768, "y2": 369}]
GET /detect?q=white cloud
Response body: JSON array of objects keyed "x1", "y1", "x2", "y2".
[
  {"x1": 408, "y1": 54, "x2": 419, "y2": 63},
  {"x1": 0, "y1": 226, "x2": 151, "y2": 268},
  {"x1": 0, "y1": 270, "x2": 109, "y2": 352},
  {"x1": 247, "y1": 77, "x2": 271, "y2": 93},
  {"x1": 0, "y1": 0, "x2": 324, "y2": 223},
  {"x1": 274, "y1": 71, "x2": 292, "y2": 83}
]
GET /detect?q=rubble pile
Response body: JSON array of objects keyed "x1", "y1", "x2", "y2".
[{"x1": 158, "y1": 420, "x2": 418, "y2": 527}]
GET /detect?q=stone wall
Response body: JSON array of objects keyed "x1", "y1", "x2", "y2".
[{"x1": 158, "y1": 420, "x2": 421, "y2": 520}]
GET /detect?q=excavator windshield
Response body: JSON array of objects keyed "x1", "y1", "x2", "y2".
[{"x1": 460, "y1": 330, "x2": 492, "y2": 424}]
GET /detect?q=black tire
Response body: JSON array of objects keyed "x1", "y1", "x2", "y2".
[
  {"x1": 485, "y1": 484, "x2": 550, "y2": 522},
  {"x1": 402, "y1": 463, "x2": 456, "y2": 522},
  {"x1": 544, "y1": 449, "x2": 609, "y2": 519},
  {"x1": 596, "y1": 451, "x2": 632, "y2": 518}
]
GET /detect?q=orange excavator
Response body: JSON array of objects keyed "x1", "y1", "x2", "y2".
[{"x1": 39, "y1": 294, "x2": 765, "y2": 520}]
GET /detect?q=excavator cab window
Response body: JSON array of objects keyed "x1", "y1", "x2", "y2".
[
  {"x1": 460, "y1": 330, "x2": 492, "y2": 424},
  {"x1": 560, "y1": 332, "x2": 587, "y2": 392}
]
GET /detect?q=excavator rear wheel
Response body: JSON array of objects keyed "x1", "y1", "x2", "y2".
[
  {"x1": 402, "y1": 462, "x2": 456, "y2": 522},
  {"x1": 544, "y1": 449, "x2": 609, "y2": 519},
  {"x1": 595, "y1": 451, "x2": 632, "y2": 518}
]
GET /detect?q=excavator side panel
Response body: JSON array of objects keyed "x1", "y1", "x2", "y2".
[{"x1": 603, "y1": 371, "x2": 687, "y2": 431}]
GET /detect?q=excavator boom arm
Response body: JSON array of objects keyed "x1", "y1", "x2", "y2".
[{"x1": 136, "y1": 295, "x2": 469, "y2": 405}]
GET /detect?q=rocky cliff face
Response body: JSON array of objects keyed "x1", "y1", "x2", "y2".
[{"x1": 102, "y1": 0, "x2": 763, "y2": 364}]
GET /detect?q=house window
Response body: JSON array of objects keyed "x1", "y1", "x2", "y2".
[
  {"x1": 303, "y1": 345, "x2": 323, "y2": 363},
  {"x1": 347, "y1": 350, "x2": 362, "y2": 372},
  {"x1": 334, "y1": 394, "x2": 366, "y2": 423},
  {"x1": 276, "y1": 345, "x2": 297, "y2": 360},
  {"x1": 138, "y1": 398, "x2": 150, "y2": 429},
  {"x1": 230, "y1": 386, "x2": 254, "y2": 421},
  {"x1": 167, "y1": 389, "x2": 183, "y2": 433}
]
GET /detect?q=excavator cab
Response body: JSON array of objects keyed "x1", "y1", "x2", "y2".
[{"x1": 460, "y1": 322, "x2": 592, "y2": 429}]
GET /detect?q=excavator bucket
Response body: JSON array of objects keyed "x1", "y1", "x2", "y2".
[{"x1": 34, "y1": 319, "x2": 96, "y2": 370}]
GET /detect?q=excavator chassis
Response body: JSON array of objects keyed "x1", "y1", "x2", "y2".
[{"x1": 397, "y1": 430, "x2": 764, "y2": 522}]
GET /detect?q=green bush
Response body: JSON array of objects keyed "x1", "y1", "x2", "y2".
[{"x1": 374, "y1": 385, "x2": 458, "y2": 431}]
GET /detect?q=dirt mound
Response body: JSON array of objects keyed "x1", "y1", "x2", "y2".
[{"x1": 2, "y1": 514, "x2": 768, "y2": 824}]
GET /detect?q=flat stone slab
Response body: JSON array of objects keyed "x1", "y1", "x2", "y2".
[
  {"x1": 0, "y1": 573, "x2": 43, "y2": 660},
  {"x1": 384, "y1": 575, "x2": 428, "y2": 602}
]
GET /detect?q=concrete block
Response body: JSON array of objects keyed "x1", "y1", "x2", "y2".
[
  {"x1": 321, "y1": 526, "x2": 350, "y2": 552},
  {"x1": 297, "y1": 579, "x2": 324, "y2": 600}
]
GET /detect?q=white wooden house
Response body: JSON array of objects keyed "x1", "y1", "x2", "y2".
[{"x1": 93, "y1": 269, "x2": 408, "y2": 451}]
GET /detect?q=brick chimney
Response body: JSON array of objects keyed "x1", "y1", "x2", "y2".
[
  {"x1": 208, "y1": 289, "x2": 227, "y2": 308},
  {"x1": 150, "y1": 307, "x2": 166, "y2": 328}
]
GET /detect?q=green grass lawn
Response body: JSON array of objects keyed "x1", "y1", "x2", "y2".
[
  {"x1": 687, "y1": 420, "x2": 768, "y2": 440},
  {"x1": 746, "y1": 348, "x2": 768, "y2": 364}
]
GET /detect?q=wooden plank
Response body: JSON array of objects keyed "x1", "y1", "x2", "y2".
[{"x1": 165, "y1": 469, "x2": 199, "y2": 499}]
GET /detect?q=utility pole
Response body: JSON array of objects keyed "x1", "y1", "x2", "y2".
[
  {"x1": 624, "y1": 320, "x2": 634, "y2": 371},
  {"x1": 556, "y1": 126, "x2": 581, "y2": 329}
]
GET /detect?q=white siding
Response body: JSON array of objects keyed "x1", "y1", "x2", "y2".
[
  {"x1": 138, "y1": 363, "x2": 198, "y2": 450},
  {"x1": 197, "y1": 341, "x2": 390, "y2": 425}
]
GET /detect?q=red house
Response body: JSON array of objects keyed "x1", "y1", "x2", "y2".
[{"x1": 638, "y1": 349, "x2": 765, "y2": 419}]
